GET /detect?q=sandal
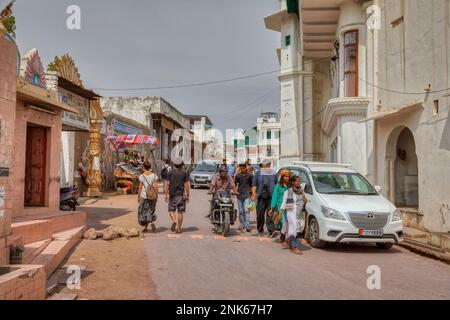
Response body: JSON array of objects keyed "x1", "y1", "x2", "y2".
[{"x1": 170, "y1": 223, "x2": 176, "y2": 232}]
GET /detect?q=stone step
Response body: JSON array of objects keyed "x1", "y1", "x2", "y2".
[
  {"x1": 11, "y1": 220, "x2": 53, "y2": 245},
  {"x1": 428, "y1": 232, "x2": 450, "y2": 251},
  {"x1": 399, "y1": 238, "x2": 450, "y2": 264},
  {"x1": 14, "y1": 211, "x2": 86, "y2": 234},
  {"x1": 31, "y1": 226, "x2": 85, "y2": 278},
  {"x1": 403, "y1": 227, "x2": 428, "y2": 239},
  {"x1": 401, "y1": 238, "x2": 446, "y2": 253},
  {"x1": 22, "y1": 239, "x2": 52, "y2": 264}
]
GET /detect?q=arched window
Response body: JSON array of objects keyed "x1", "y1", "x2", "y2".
[{"x1": 344, "y1": 30, "x2": 358, "y2": 97}]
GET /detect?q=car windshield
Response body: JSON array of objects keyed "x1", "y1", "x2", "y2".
[
  {"x1": 194, "y1": 162, "x2": 217, "y2": 173},
  {"x1": 312, "y1": 172, "x2": 378, "y2": 195}
]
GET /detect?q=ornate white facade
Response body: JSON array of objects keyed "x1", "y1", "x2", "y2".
[{"x1": 265, "y1": 0, "x2": 450, "y2": 235}]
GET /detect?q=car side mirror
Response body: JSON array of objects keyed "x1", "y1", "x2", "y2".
[
  {"x1": 375, "y1": 186, "x2": 383, "y2": 193},
  {"x1": 305, "y1": 184, "x2": 313, "y2": 195}
]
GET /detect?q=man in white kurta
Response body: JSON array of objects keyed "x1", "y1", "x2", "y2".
[{"x1": 280, "y1": 178, "x2": 307, "y2": 254}]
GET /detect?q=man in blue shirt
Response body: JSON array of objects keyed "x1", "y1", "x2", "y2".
[
  {"x1": 227, "y1": 163, "x2": 236, "y2": 177},
  {"x1": 251, "y1": 159, "x2": 278, "y2": 237}
]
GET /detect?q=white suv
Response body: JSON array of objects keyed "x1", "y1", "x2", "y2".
[{"x1": 278, "y1": 162, "x2": 404, "y2": 249}]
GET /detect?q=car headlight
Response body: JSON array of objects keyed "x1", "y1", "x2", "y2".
[
  {"x1": 392, "y1": 209, "x2": 402, "y2": 222},
  {"x1": 321, "y1": 206, "x2": 346, "y2": 221}
]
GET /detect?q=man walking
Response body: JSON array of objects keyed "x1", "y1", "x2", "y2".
[
  {"x1": 235, "y1": 163, "x2": 253, "y2": 232},
  {"x1": 165, "y1": 159, "x2": 190, "y2": 234},
  {"x1": 251, "y1": 159, "x2": 277, "y2": 237}
]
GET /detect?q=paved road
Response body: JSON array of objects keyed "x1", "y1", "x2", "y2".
[{"x1": 144, "y1": 189, "x2": 450, "y2": 300}]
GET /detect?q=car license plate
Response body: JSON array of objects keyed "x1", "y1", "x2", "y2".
[
  {"x1": 196, "y1": 178, "x2": 206, "y2": 183},
  {"x1": 359, "y1": 229, "x2": 383, "y2": 237}
]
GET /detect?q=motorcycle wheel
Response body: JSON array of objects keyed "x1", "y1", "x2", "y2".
[{"x1": 222, "y1": 212, "x2": 230, "y2": 237}]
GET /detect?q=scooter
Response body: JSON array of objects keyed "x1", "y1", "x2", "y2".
[
  {"x1": 210, "y1": 191, "x2": 237, "y2": 237},
  {"x1": 60, "y1": 186, "x2": 79, "y2": 211}
]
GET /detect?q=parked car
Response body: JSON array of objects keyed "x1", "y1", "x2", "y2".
[
  {"x1": 278, "y1": 162, "x2": 404, "y2": 249},
  {"x1": 190, "y1": 160, "x2": 219, "y2": 189}
]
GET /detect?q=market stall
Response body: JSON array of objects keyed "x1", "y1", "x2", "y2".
[{"x1": 106, "y1": 134, "x2": 160, "y2": 194}]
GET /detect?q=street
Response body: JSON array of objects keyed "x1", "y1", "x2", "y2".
[
  {"x1": 1, "y1": 0, "x2": 450, "y2": 305},
  {"x1": 62, "y1": 189, "x2": 450, "y2": 300}
]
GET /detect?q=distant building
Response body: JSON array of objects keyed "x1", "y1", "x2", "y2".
[
  {"x1": 100, "y1": 97, "x2": 190, "y2": 162},
  {"x1": 257, "y1": 112, "x2": 281, "y2": 166},
  {"x1": 232, "y1": 112, "x2": 281, "y2": 166},
  {"x1": 186, "y1": 115, "x2": 215, "y2": 165},
  {"x1": 186, "y1": 115, "x2": 214, "y2": 130}
]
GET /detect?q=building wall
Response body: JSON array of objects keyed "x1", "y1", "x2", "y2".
[
  {"x1": 100, "y1": 97, "x2": 190, "y2": 130},
  {"x1": 0, "y1": 30, "x2": 18, "y2": 265},
  {"x1": 12, "y1": 101, "x2": 62, "y2": 218},
  {"x1": 308, "y1": 1, "x2": 369, "y2": 174},
  {"x1": 60, "y1": 132, "x2": 75, "y2": 187},
  {"x1": 375, "y1": 0, "x2": 450, "y2": 232}
]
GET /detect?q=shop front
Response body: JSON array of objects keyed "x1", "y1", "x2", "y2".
[{"x1": 45, "y1": 54, "x2": 101, "y2": 196}]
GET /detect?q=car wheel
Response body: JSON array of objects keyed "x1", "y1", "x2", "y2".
[
  {"x1": 306, "y1": 217, "x2": 326, "y2": 248},
  {"x1": 376, "y1": 242, "x2": 394, "y2": 250}
]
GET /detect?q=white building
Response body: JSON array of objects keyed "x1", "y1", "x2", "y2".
[
  {"x1": 257, "y1": 112, "x2": 281, "y2": 166},
  {"x1": 265, "y1": 0, "x2": 450, "y2": 239}
]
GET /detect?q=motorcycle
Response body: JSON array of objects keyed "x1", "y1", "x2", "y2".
[
  {"x1": 210, "y1": 191, "x2": 237, "y2": 237},
  {"x1": 60, "y1": 186, "x2": 79, "y2": 211}
]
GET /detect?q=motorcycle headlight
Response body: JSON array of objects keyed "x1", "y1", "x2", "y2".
[
  {"x1": 392, "y1": 208, "x2": 402, "y2": 222},
  {"x1": 220, "y1": 197, "x2": 231, "y2": 204},
  {"x1": 321, "y1": 206, "x2": 346, "y2": 221}
]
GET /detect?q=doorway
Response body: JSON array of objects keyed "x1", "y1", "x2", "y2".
[
  {"x1": 25, "y1": 124, "x2": 48, "y2": 207},
  {"x1": 395, "y1": 128, "x2": 418, "y2": 207},
  {"x1": 385, "y1": 126, "x2": 418, "y2": 208}
]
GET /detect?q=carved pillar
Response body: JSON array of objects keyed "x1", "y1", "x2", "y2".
[{"x1": 84, "y1": 99, "x2": 103, "y2": 197}]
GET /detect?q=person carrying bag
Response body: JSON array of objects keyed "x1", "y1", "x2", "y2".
[{"x1": 137, "y1": 161, "x2": 159, "y2": 232}]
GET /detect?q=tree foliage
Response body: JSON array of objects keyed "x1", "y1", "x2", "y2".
[
  {"x1": 1, "y1": 13, "x2": 16, "y2": 38},
  {"x1": 47, "y1": 56, "x2": 61, "y2": 72}
]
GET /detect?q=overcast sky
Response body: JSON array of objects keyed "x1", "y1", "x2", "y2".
[{"x1": 7, "y1": 0, "x2": 281, "y2": 131}]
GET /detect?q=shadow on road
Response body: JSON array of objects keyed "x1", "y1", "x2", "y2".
[
  {"x1": 321, "y1": 243, "x2": 403, "y2": 254},
  {"x1": 81, "y1": 206, "x2": 134, "y2": 230},
  {"x1": 179, "y1": 227, "x2": 200, "y2": 234}
]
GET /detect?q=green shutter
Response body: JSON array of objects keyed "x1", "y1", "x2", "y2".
[
  {"x1": 285, "y1": 35, "x2": 291, "y2": 47},
  {"x1": 286, "y1": 0, "x2": 299, "y2": 14}
]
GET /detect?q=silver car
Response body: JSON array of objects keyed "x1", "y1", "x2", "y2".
[{"x1": 190, "y1": 161, "x2": 219, "y2": 189}]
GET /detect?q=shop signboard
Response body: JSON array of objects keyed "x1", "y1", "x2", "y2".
[
  {"x1": 60, "y1": 87, "x2": 90, "y2": 131},
  {"x1": 112, "y1": 120, "x2": 143, "y2": 136}
]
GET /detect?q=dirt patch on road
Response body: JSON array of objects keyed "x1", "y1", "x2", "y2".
[{"x1": 49, "y1": 195, "x2": 158, "y2": 300}]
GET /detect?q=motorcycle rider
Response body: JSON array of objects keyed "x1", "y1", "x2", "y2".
[{"x1": 207, "y1": 164, "x2": 238, "y2": 218}]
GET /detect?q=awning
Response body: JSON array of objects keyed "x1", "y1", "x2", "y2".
[
  {"x1": 16, "y1": 78, "x2": 79, "y2": 114},
  {"x1": 57, "y1": 77, "x2": 101, "y2": 100},
  {"x1": 359, "y1": 100, "x2": 424, "y2": 123},
  {"x1": 264, "y1": 9, "x2": 290, "y2": 32},
  {"x1": 106, "y1": 134, "x2": 160, "y2": 150}
]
